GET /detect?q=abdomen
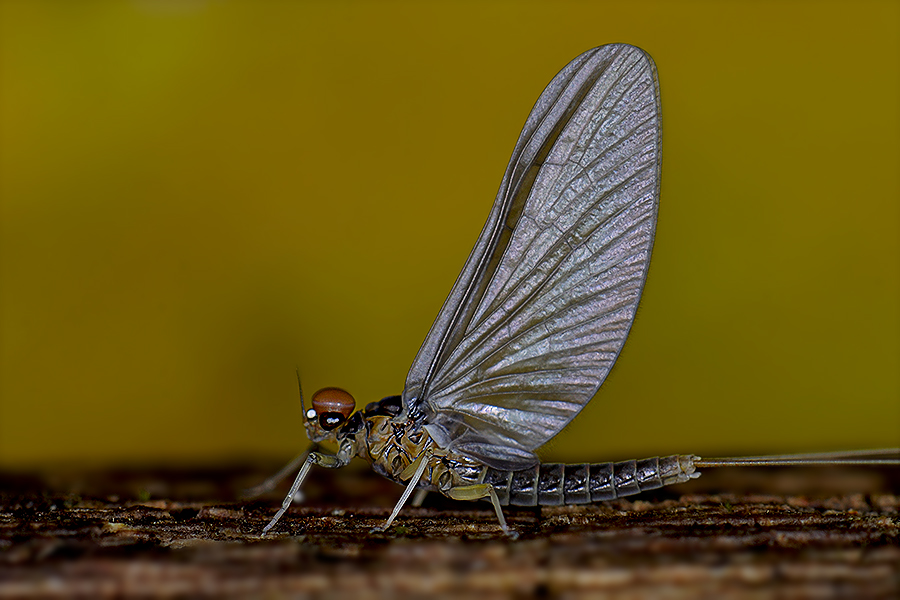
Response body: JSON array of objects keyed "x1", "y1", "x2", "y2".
[{"x1": 479, "y1": 455, "x2": 699, "y2": 506}]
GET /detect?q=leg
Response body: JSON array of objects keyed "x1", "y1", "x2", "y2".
[
  {"x1": 411, "y1": 488, "x2": 429, "y2": 507},
  {"x1": 373, "y1": 446, "x2": 433, "y2": 532},
  {"x1": 261, "y1": 451, "x2": 347, "y2": 535},
  {"x1": 446, "y1": 483, "x2": 513, "y2": 536},
  {"x1": 241, "y1": 444, "x2": 315, "y2": 500}
]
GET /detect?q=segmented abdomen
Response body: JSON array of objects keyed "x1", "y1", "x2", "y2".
[{"x1": 483, "y1": 455, "x2": 698, "y2": 506}]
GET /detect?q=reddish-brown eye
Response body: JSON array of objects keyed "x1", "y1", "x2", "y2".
[{"x1": 311, "y1": 387, "x2": 355, "y2": 418}]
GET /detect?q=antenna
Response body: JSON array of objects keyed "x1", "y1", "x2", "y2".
[{"x1": 295, "y1": 368, "x2": 306, "y2": 415}]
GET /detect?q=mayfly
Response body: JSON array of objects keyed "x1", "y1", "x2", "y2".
[{"x1": 258, "y1": 44, "x2": 898, "y2": 536}]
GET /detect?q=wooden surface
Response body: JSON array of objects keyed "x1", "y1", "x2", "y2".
[{"x1": 1, "y1": 462, "x2": 897, "y2": 599}]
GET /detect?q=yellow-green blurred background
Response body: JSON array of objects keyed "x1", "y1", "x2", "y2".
[{"x1": 1, "y1": 0, "x2": 898, "y2": 469}]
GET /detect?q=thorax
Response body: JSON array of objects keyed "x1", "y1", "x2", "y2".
[{"x1": 359, "y1": 412, "x2": 488, "y2": 494}]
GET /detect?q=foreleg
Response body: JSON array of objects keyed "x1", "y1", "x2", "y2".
[
  {"x1": 261, "y1": 450, "x2": 349, "y2": 535},
  {"x1": 241, "y1": 444, "x2": 315, "y2": 500}
]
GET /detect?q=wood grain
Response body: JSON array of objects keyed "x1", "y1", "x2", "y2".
[{"x1": 1, "y1": 464, "x2": 897, "y2": 599}]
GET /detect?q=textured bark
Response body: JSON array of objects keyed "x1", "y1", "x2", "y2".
[{"x1": 1, "y1": 463, "x2": 897, "y2": 599}]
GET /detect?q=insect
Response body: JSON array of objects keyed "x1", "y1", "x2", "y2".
[{"x1": 258, "y1": 44, "x2": 898, "y2": 536}]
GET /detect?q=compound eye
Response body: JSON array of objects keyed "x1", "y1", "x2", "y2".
[
  {"x1": 311, "y1": 387, "x2": 355, "y2": 419},
  {"x1": 318, "y1": 412, "x2": 345, "y2": 431}
]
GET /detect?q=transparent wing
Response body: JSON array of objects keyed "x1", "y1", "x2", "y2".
[{"x1": 403, "y1": 44, "x2": 661, "y2": 470}]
